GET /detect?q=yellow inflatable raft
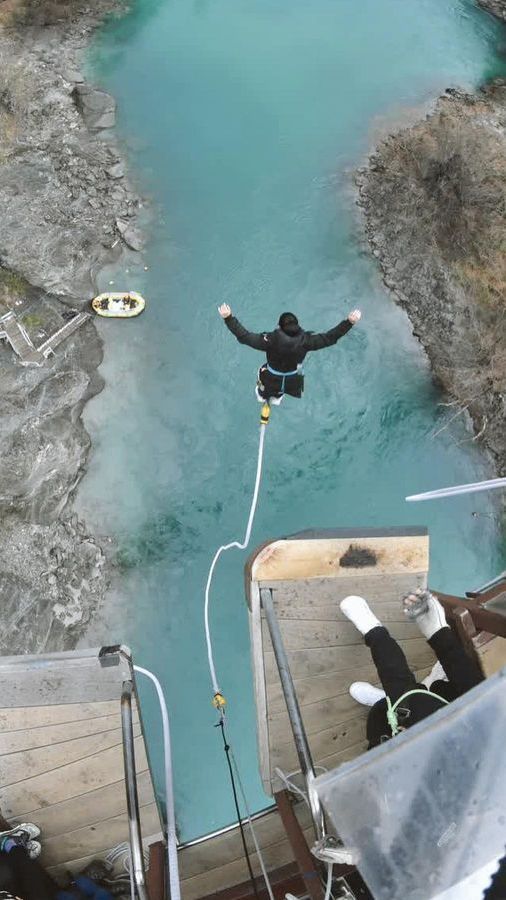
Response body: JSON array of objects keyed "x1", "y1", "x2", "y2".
[{"x1": 91, "y1": 291, "x2": 146, "y2": 318}]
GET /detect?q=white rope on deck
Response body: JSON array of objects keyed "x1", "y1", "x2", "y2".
[{"x1": 133, "y1": 664, "x2": 181, "y2": 900}]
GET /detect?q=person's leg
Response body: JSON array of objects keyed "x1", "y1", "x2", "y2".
[
  {"x1": 0, "y1": 851, "x2": 18, "y2": 894},
  {"x1": 340, "y1": 596, "x2": 418, "y2": 702},
  {"x1": 7, "y1": 847, "x2": 57, "y2": 900},
  {"x1": 404, "y1": 589, "x2": 483, "y2": 697},
  {"x1": 365, "y1": 626, "x2": 418, "y2": 702},
  {"x1": 255, "y1": 370, "x2": 267, "y2": 403},
  {"x1": 428, "y1": 626, "x2": 483, "y2": 697}
]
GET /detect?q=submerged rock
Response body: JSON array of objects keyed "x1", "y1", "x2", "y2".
[
  {"x1": 357, "y1": 81, "x2": 506, "y2": 473},
  {"x1": 115, "y1": 217, "x2": 144, "y2": 251},
  {"x1": 72, "y1": 84, "x2": 116, "y2": 130},
  {"x1": 106, "y1": 161, "x2": 125, "y2": 179}
]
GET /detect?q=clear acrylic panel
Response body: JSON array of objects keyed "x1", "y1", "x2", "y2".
[{"x1": 315, "y1": 669, "x2": 506, "y2": 900}]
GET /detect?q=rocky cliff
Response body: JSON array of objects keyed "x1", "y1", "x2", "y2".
[
  {"x1": 357, "y1": 79, "x2": 506, "y2": 473},
  {"x1": 0, "y1": 1, "x2": 143, "y2": 653}
]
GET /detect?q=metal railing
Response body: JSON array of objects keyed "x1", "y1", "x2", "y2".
[
  {"x1": 121, "y1": 680, "x2": 150, "y2": 900},
  {"x1": 260, "y1": 587, "x2": 326, "y2": 842}
]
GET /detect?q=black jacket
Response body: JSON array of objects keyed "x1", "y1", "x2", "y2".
[{"x1": 224, "y1": 315, "x2": 353, "y2": 373}]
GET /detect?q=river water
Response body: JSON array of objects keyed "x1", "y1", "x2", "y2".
[{"x1": 79, "y1": 0, "x2": 506, "y2": 840}]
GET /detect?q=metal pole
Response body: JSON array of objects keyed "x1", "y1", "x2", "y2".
[
  {"x1": 406, "y1": 476, "x2": 506, "y2": 502},
  {"x1": 260, "y1": 588, "x2": 325, "y2": 840},
  {"x1": 121, "y1": 681, "x2": 149, "y2": 900}
]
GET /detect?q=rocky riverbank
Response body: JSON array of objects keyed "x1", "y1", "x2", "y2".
[
  {"x1": 0, "y1": 0, "x2": 144, "y2": 653},
  {"x1": 357, "y1": 76, "x2": 506, "y2": 474},
  {"x1": 478, "y1": 0, "x2": 506, "y2": 22}
]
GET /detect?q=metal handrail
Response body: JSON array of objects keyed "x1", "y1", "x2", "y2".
[
  {"x1": 121, "y1": 680, "x2": 149, "y2": 900},
  {"x1": 260, "y1": 587, "x2": 326, "y2": 842}
]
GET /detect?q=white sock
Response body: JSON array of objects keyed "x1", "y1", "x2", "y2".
[
  {"x1": 349, "y1": 681, "x2": 386, "y2": 707},
  {"x1": 340, "y1": 595, "x2": 382, "y2": 636},
  {"x1": 422, "y1": 660, "x2": 448, "y2": 688},
  {"x1": 406, "y1": 592, "x2": 447, "y2": 640}
]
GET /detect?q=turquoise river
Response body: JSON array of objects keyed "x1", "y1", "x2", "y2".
[{"x1": 78, "y1": 0, "x2": 506, "y2": 841}]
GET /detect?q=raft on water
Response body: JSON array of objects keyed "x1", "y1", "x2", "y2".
[{"x1": 91, "y1": 291, "x2": 145, "y2": 318}]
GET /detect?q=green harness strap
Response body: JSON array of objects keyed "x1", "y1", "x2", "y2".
[{"x1": 386, "y1": 688, "x2": 449, "y2": 737}]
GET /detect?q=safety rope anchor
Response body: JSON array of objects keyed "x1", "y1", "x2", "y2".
[
  {"x1": 212, "y1": 691, "x2": 227, "y2": 712},
  {"x1": 260, "y1": 402, "x2": 270, "y2": 426}
]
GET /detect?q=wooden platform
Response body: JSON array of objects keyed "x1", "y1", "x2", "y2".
[
  {"x1": 178, "y1": 528, "x2": 436, "y2": 900},
  {"x1": 0, "y1": 647, "x2": 162, "y2": 880},
  {"x1": 246, "y1": 528, "x2": 435, "y2": 795},
  {"x1": 0, "y1": 311, "x2": 43, "y2": 365},
  {"x1": 0, "y1": 309, "x2": 89, "y2": 367}
]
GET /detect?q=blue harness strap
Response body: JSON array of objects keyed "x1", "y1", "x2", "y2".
[{"x1": 266, "y1": 364, "x2": 300, "y2": 393}]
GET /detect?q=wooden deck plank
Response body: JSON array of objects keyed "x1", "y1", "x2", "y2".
[
  {"x1": 0, "y1": 700, "x2": 120, "y2": 731},
  {"x1": 179, "y1": 804, "x2": 311, "y2": 881},
  {"x1": 270, "y1": 715, "x2": 367, "y2": 772},
  {"x1": 0, "y1": 652, "x2": 132, "y2": 708},
  {"x1": 181, "y1": 827, "x2": 315, "y2": 900},
  {"x1": 0, "y1": 672, "x2": 130, "y2": 706},
  {"x1": 268, "y1": 694, "x2": 365, "y2": 746},
  {"x1": 2, "y1": 726, "x2": 140, "y2": 786},
  {"x1": 0, "y1": 735, "x2": 149, "y2": 817},
  {"x1": 264, "y1": 575, "x2": 427, "y2": 613},
  {"x1": 0, "y1": 712, "x2": 138, "y2": 755},
  {"x1": 266, "y1": 665, "x2": 381, "y2": 713},
  {"x1": 274, "y1": 604, "x2": 420, "y2": 622},
  {"x1": 315, "y1": 741, "x2": 370, "y2": 775},
  {"x1": 261, "y1": 617, "x2": 419, "y2": 650},
  {"x1": 15, "y1": 770, "x2": 155, "y2": 837},
  {"x1": 263, "y1": 637, "x2": 433, "y2": 680},
  {"x1": 42, "y1": 801, "x2": 161, "y2": 866}
]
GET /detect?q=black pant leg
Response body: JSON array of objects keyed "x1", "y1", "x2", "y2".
[
  {"x1": 258, "y1": 367, "x2": 282, "y2": 400},
  {"x1": 428, "y1": 626, "x2": 483, "y2": 697},
  {"x1": 365, "y1": 625, "x2": 418, "y2": 702},
  {"x1": 0, "y1": 852, "x2": 18, "y2": 894},
  {"x1": 7, "y1": 848, "x2": 57, "y2": 900}
]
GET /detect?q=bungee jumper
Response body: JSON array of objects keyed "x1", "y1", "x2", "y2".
[
  {"x1": 218, "y1": 303, "x2": 361, "y2": 403},
  {"x1": 206, "y1": 305, "x2": 362, "y2": 710}
]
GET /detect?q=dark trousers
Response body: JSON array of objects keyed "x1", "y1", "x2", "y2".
[
  {"x1": 257, "y1": 366, "x2": 304, "y2": 399},
  {"x1": 364, "y1": 626, "x2": 483, "y2": 746},
  {"x1": 0, "y1": 848, "x2": 57, "y2": 900}
]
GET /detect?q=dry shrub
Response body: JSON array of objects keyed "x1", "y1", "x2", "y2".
[
  {"x1": 366, "y1": 92, "x2": 506, "y2": 439},
  {"x1": 389, "y1": 110, "x2": 506, "y2": 309},
  {"x1": 0, "y1": 56, "x2": 37, "y2": 123},
  {"x1": 0, "y1": 270, "x2": 30, "y2": 306},
  {"x1": 0, "y1": 108, "x2": 18, "y2": 154}
]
